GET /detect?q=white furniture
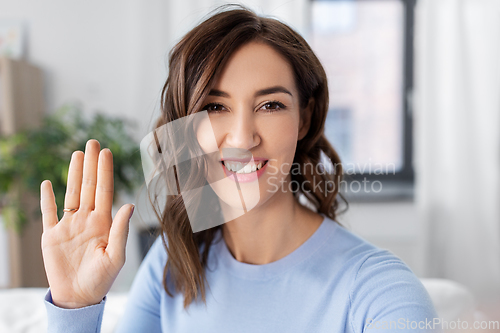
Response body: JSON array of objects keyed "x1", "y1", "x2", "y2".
[{"x1": 0, "y1": 288, "x2": 127, "y2": 333}]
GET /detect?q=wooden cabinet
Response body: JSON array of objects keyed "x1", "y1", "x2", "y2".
[
  {"x1": 0, "y1": 57, "x2": 44, "y2": 134},
  {"x1": 0, "y1": 56, "x2": 47, "y2": 287}
]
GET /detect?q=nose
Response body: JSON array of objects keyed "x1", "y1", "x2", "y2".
[{"x1": 223, "y1": 109, "x2": 260, "y2": 151}]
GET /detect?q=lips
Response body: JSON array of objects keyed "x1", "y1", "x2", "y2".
[
  {"x1": 220, "y1": 158, "x2": 268, "y2": 183},
  {"x1": 221, "y1": 160, "x2": 267, "y2": 174}
]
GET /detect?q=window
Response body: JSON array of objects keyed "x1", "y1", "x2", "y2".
[{"x1": 308, "y1": 0, "x2": 415, "y2": 200}]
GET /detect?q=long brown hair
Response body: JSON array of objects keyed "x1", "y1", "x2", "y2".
[{"x1": 149, "y1": 4, "x2": 348, "y2": 309}]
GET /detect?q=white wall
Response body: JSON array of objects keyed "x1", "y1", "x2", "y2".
[{"x1": 0, "y1": 0, "x2": 170, "y2": 141}]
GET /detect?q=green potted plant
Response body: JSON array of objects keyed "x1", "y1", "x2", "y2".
[{"x1": 0, "y1": 102, "x2": 144, "y2": 234}]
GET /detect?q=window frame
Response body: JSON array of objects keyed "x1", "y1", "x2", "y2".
[{"x1": 309, "y1": 0, "x2": 417, "y2": 201}]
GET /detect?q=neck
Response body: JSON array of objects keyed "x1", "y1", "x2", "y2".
[{"x1": 221, "y1": 187, "x2": 323, "y2": 265}]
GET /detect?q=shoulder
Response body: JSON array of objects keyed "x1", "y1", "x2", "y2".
[
  {"x1": 348, "y1": 247, "x2": 430, "y2": 306},
  {"x1": 323, "y1": 217, "x2": 429, "y2": 299},
  {"x1": 346, "y1": 251, "x2": 438, "y2": 331},
  {"x1": 326, "y1": 220, "x2": 424, "y2": 291},
  {"x1": 321, "y1": 216, "x2": 395, "y2": 270},
  {"x1": 320, "y1": 218, "x2": 439, "y2": 331}
]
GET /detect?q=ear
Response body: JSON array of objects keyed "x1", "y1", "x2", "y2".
[{"x1": 298, "y1": 98, "x2": 314, "y2": 141}]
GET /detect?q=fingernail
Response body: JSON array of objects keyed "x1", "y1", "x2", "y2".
[{"x1": 129, "y1": 205, "x2": 135, "y2": 220}]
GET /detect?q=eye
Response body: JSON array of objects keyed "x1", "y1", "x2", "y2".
[
  {"x1": 202, "y1": 103, "x2": 227, "y2": 113},
  {"x1": 260, "y1": 101, "x2": 286, "y2": 112}
]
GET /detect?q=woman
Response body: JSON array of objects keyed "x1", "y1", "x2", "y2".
[{"x1": 41, "y1": 6, "x2": 439, "y2": 332}]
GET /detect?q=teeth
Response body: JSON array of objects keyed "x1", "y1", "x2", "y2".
[
  {"x1": 226, "y1": 161, "x2": 243, "y2": 172},
  {"x1": 241, "y1": 164, "x2": 251, "y2": 174},
  {"x1": 224, "y1": 161, "x2": 265, "y2": 174}
]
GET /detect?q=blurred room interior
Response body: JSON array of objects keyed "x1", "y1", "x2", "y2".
[{"x1": 0, "y1": 0, "x2": 499, "y2": 331}]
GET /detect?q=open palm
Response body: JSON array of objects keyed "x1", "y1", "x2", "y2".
[{"x1": 40, "y1": 139, "x2": 134, "y2": 309}]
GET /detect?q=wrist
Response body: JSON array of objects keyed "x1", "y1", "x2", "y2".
[{"x1": 50, "y1": 290, "x2": 104, "y2": 309}]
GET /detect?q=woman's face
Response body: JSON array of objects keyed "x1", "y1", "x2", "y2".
[{"x1": 196, "y1": 41, "x2": 309, "y2": 219}]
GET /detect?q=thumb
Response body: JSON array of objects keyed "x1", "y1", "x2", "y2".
[{"x1": 108, "y1": 204, "x2": 134, "y2": 264}]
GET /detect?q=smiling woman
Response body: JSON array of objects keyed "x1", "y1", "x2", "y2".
[
  {"x1": 41, "y1": 4, "x2": 440, "y2": 333},
  {"x1": 194, "y1": 41, "x2": 317, "y2": 230}
]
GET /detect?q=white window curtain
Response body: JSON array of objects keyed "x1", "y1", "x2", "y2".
[{"x1": 414, "y1": 0, "x2": 500, "y2": 301}]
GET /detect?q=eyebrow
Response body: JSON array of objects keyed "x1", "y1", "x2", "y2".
[{"x1": 208, "y1": 86, "x2": 293, "y2": 98}]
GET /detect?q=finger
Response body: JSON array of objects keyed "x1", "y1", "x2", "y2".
[
  {"x1": 95, "y1": 149, "x2": 114, "y2": 214},
  {"x1": 64, "y1": 151, "x2": 84, "y2": 212},
  {"x1": 107, "y1": 204, "x2": 134, "y2": 265},
  {"x1": 40, "y1": 180, "x2": 58, "y2": 230},
  {"x1": 80, "y1": 139, "x2": 100, "y2": 210}
]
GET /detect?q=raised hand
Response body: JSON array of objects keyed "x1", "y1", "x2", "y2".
[{"x1": 40, "y1": 139, "x2": 135, "y2": 309}]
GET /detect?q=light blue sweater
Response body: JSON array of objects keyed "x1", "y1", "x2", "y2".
[{"x1": 45, "y1": 215, "x2": 440, "y2": 332}]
